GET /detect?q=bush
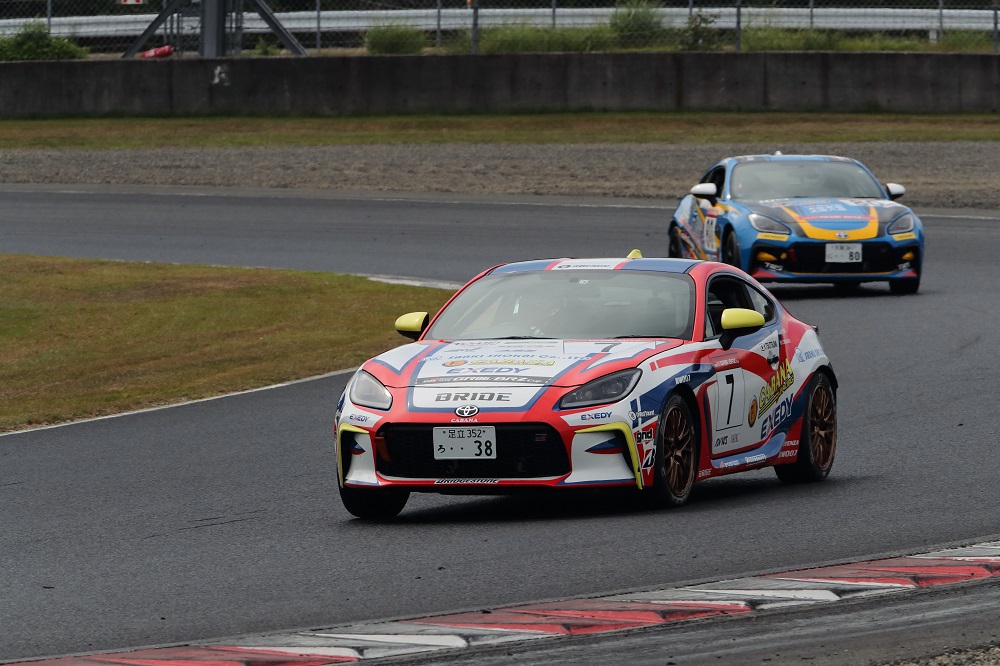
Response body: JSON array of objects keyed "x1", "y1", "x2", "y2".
[
  {"x1": 455, "y1": 25, "x2": 616, "y2": 54},
  {"x1": 610, "y1": 0, "x2": 666, "y2": 49},
  {"x1": 0, "y1": 21, "x2": 88, "y2": 61},
  {"x1": 675, "y1": 11, "x2": 720, "y2": 51},
  {"x1": 365, "y1": 25, "x2": 426, "y2": 55}
]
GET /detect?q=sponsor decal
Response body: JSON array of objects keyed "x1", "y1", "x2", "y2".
[
  {"x1": 580, "y1": 411, "x2": 612, "y2": 421},
  {"x1": 893, "y1": 232, "x2": 917, "y2": 241},
  {"x1": 434, "y1": 478, "x2": 500, "y2": 485},
  {"x1": 451, "y1": 418, "x2": 479, "y2": 423},
  {"x1": 760, "y1": 395, "x2": 794, "y2": 439},
  {"x1": 795, "y1": 347, "x2": 823, "y2": 363},
  {"x1": 748, "y1": 396, "x2": 758, "y2": 427},
  {"x1": 714, "y1": 432, "x2": 740, "y2": 450},
  {"x1": 778, "y1": 449, "x2": 797, "y2": 459},
  {"x1": 417, "y1": 375, "x2": 548, "y2": 385},
  {"x1": 628, "y1": 410, "x2": 656, "y2": 420},
  {"x1": 763, "y1": 262, "x2": 785, "y2": 272},
  {"x1": 722, "y1": 459, "x2": 741, "y2": 468},
  {"x1": 641, "y1": 448, "x2": 655, "y2": 469},
  {"x1": 454, "y1": 405, "x2": 479, "y2": 417},
  {"x1": 758, "y1": 359, "x2": 795, "y2": 414},
  {"x1": 675, "y1": 374, "x2": 691, "y2": 385},
  {"x1": 897, "y1": 262, "x2": 911, "y2": 271},
  {"x1": 759, "y1": 339, "x2": 779, "y2": 354},
  {"x1": 745, "y1": 453, "x2": 766, "y2": 465},
  {"x1": 713, "y1": 354, "x2": 739, "y2": 370},
  {"x1": 442, "y1": 358, "x2": 556, "y2": 367},
  {"x1": 447, "y1": 367, "x2": 533, "y2": 375},
  {"x1": 444, "y1": 360, "x2": 466, "y2": 366},
  {"x1": 436, "y1": 392, "x2": 512, "y2": 402},
  {"x1": 757, "y1": 232, "x2": 789, "y2": 241},
  {"x1": 348, "y1": 414, "x2": 370, "y2": 423},
  {"x1": 635, "y1": 429, "x2": 654, "y2": 443},
  {"x1": 698, "y1": 469, "x2": 712, "y2": 478}
]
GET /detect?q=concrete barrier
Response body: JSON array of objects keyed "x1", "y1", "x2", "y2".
[{"x1": 0, "y1": 52, "x2": 997, "y2": 118}]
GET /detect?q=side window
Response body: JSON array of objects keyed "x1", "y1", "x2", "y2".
[
  {"x1": 699, "y1": 166, "x2": 726, "y2": 196},
  {"x1": 704, "y1": 277, "x2": 751, "y2": 338},
  {"x1": 746, "y1": 285, "x2": 776, "y2": 324}
]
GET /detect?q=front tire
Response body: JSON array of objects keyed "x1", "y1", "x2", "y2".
[
  {"x1": 668, "y1": 225, "x2": 684, "y2": 258},
  {"x1": 643, "y1": 394, "x2": 699, "y2": 508},
  {"x1": 889, "y1": 275, "x2": 920, "y2": 295},
  {"x1": 775, "y1": 372, "x2": 836, "y2": 483},
  {"x1": 722, "y1": 231, "x2": 742, "y2": 269},
  {"x1": 340, "y1": 484, "x2": 410, "y2": 520}
]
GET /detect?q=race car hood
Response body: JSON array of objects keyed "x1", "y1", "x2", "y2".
[
  {"x1": 363, "y1": 338, "x2": 684, "y2": 390},
  {"x1": 744, "y1": 198, "x2": 909, "y2": 240}
]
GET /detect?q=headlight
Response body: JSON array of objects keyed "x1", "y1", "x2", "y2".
[
  {"x1": 749, "y1": 213, "x2": 792, "y2": 235},
  {"x1": 349, "y1": 370, "x2": 392, "y2": 411},
  {"x1": 887, "y1": 213, "x2": 915, "y2": 235},
  {"x1": 559, "y1": 369, "x2": 641, "y2": 410}
]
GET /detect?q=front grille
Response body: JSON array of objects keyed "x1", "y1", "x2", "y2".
[
  {"x1": 753, "y1": 242, "x2": 917, "y2": 275},
  {"x1": 375, "y1": 423, "x2": 570, "y2": 479}
]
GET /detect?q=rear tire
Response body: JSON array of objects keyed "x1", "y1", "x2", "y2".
[
  {"x1": 340, "y1": 484, "x2": 409, "y2": 520},
  {"x1": 643, "y1": 394, "x2": 698, "y2": 508},
  {"x1": 722, "y1": 231, "x2": 742, "y2": 269},
  {"x1": 775, "y1": 373, "x2": 836, "y2": 483}
]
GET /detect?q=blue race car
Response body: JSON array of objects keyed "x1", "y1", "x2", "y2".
[{"x1": 669, "y1": 154, "x2": 924, "y2": 294}]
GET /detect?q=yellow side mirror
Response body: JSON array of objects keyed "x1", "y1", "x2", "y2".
[
  {"x1": 720, "y1": 308, "x2": 765, "y2": 331},
  {"x1": 395, "y1": 312, "x2": 429, "y2": 341}
]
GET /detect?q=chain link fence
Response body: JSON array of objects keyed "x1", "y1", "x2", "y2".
[{"x1": 0, "y1": 0, "x2": 997, "y2": 56}]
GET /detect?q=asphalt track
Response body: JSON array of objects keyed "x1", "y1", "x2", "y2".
[{"x1": 2, "y1": 185, "x2": 1000, "y2": 663}]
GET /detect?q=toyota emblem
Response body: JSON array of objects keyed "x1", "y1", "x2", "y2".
[
  {"x1": 836, "y1": 231, "x2": 849, "y2": 240},
  {"x1": 455, "y1": 405, "x2": 479, "y2": 417}
]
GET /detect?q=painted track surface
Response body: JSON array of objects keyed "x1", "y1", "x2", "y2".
[{"x1": 2, "y1": 186, "x2": 1000, "y2": 663}]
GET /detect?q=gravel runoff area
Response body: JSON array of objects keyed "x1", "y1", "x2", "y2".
[
  {"x1": 0, "y1": 141, "x2": 998, "y2": 210},
  {"x1": 2, "y1": 140, "x2": 998, "y2": 666}
]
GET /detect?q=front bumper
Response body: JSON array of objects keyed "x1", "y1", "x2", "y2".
[
  {"x1": 747, "y1": 238, "x2": 921, "y2": 283},
  {"x1": 337, "y1": 418, "x2": 644, "y2": 492}
]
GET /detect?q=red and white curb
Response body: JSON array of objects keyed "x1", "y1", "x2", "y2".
[{"x1": 10, "y1": 541, "x2": 1000, "y2": 665}]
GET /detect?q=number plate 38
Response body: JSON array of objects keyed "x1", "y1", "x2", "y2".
[{"x1": 433, "y1": 426, "x2": 497, "y2": 459}]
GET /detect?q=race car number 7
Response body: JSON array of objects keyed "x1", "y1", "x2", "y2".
[{"x1": 715, "y1": 370, "x2": 746, "y2": 430}]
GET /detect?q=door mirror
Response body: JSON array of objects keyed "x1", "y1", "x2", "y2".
[
  {"x1": 690, "y1": 183, "x2": 718, "y2": 205},
  {"x1": 885, "y1": 183, "x2": 906, "y2": 200},
  {"x1": 395, "y1": 312, "x2": 429, "y2": 340},
  {"x1": 719, "y1": 308, "x2": 765, "y2": 350}
]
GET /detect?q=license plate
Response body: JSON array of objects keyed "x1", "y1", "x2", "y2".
[
  {"x1": 433, "y1": 426, "x2": 497, "y2": 460},
  {"x1": 825, "y1": 243, "x2": 862, "y2": 263}
]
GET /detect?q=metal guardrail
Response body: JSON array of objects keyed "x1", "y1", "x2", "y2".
[{"x1": 2, "y1": 7, "x2": 998, "y2": 39}]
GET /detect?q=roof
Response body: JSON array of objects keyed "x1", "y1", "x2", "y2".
[{"x1": 489, "y1": 257, "x2": 701, "y2": 275}]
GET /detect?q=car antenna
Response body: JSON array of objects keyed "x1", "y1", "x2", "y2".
[{"x1": 627, "y1": 249, "x2": 643, "y2": 258}]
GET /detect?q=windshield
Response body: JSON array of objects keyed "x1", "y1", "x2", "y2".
[
  {"x1": 425, "y1": 270, "x2": 695, "y2": 341},
  {"x1": 730, "y1": 161, "x2": 886, "y2": 201}
]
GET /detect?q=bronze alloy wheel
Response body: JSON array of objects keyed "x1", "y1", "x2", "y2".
[
  {"x1": 775, "y1": 372, "x2": 836, "y2": 484},
  {"x1": 643, "y1": 394, "x2": 699, "y2": 508},
  {"x1": 809, "y1": 379, "x2": 836, "y2": 471},
  {"x1": 662, "y1": 401, "x2": 696, "y2": 498}
]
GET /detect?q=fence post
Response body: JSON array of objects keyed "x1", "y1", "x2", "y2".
[
  {"x1": 809, "y1": 0, "x2": 814, "y2": 30},
  {"x1": 471, "y1": 0, "x2": 480, "y2": 54},
  {"x1": 551, "y1": 0, "x2": 556, "y2": 28},
  {"x1": 315, "y1": 0, "x2": 320, "y2": 50},
  {"x1": 735, "y1": 0, "x2": 742, "y2": 52},
  {"x1": 437, "y1": 0, "x2": 443, "y2": 47},
  {"x1": 994, "y1": 0, "x2": 998, "y2": 55}
]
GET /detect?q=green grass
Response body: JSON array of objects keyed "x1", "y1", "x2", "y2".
[
  {"x1": 0, "y1": 112, "x2": 999, "y2": 149},
  {"x1": 0, "y1": 254, "x2": 450, "y2": 433}
]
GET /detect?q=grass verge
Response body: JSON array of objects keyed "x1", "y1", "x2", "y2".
[
  {"x1": 0, "y1": 112, "x2": 998, "y2": 149},
  {"x1": 0, "y1": 254, "x2": 451, "y2": 433}
]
